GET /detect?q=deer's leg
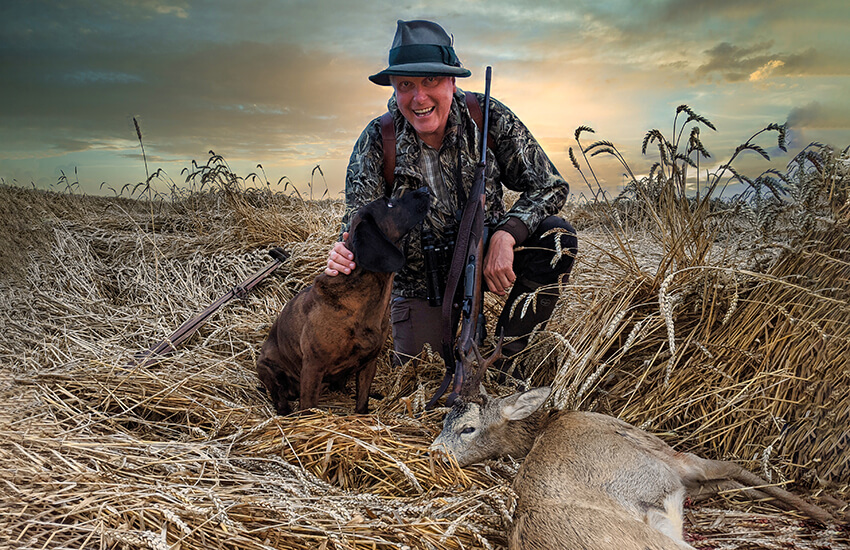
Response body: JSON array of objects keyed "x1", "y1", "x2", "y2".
[{"x1": 679, "y1": 454, "x2": 835, "y2": 523}]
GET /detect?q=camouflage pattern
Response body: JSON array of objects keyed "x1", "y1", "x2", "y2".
[{"x1": 343, "y1": 88, "x2": 569, "y2": 298}]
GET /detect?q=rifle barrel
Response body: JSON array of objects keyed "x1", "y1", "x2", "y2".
[{"x1": 480, "y1": 66, "x2": 492, "y2": 162}]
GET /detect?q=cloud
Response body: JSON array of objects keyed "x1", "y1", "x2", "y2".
[
  {"x1": 749, "y1": 59, "x2": 785, "y2": 82},
  {"x1": 695, "y1": 41, "x2": 773, "y2": 82},
  {"x1": 695, "y1": 41, "x2": 828, "y2": 82},
  {"x1": 0, "y1": 35, "x2": 388, "y2": 170},
  {"x1": 50, "y1": 137, "x2": 97, "y2": 153},
  {"x1": 61, "y1": 71, "x2": 145, "y2": 85},
  {"x1": 656, "y1": 0, "x2": 775, "y2": 22},
  {"x1": 787, "y1": 102, "x2": 850, "y2": 130},
  {"x1": 93, "y1": 0, "x2": 190, "y2": 20}
]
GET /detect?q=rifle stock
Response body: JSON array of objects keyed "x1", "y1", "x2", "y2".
[{"x1": 427, "y1": 66, "x2": 492, "y2": 409}]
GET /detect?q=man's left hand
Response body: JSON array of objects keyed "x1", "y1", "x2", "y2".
[{"x1": 484, "y1": 230, "x2": 516, "y2": 296}]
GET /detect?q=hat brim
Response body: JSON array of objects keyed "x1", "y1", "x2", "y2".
[{"x1": 369, "y1": 63, "x2": 472, "y2": 86}]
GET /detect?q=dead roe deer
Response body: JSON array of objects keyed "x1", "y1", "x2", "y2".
[{"x1": 432, "y1": 385, "x2": 835, "y2": 550}]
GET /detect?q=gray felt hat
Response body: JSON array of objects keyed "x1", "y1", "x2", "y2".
[{"x1": 369, "y1": 20, "x2": 472, "y2": 86}]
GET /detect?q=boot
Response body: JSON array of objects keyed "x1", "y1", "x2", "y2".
[{"x1": 494, "y1": 277, "x2": 561, "y2": 382}]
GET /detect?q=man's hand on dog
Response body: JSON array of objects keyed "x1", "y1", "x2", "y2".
[
  {"x1": 326, "y1": 232, "x2": 356, "y2": 276},
  {"x1": 328, "y1": 229, "x2": 518, "y2": 293}
]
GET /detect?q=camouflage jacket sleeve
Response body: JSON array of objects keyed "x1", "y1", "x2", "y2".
[{"x1": 480, "y1": 93, "x2": 570, "y2": 244}]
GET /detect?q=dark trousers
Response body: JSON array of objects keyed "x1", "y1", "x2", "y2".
[{"x1": 391, "y1": 216, "x2": 577, "y2": 367}]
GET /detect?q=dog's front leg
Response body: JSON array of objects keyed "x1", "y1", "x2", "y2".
[
  {"x1": 256, "y1": 356, "x2": 291, "y2": 415},
  {"x1": 354, "y1": 358, "x2": 378, "y2": 414},
  {"x1": 298, "y1": 359, "x2": 324, "y2": 412}
]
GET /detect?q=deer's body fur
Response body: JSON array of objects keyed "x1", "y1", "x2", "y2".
[{"x1": 431, "y1": 387, "x2": 834, "y2": 550}]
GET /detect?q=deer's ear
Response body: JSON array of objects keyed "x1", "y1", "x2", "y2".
[{"x1": 500, "y1": 387, "x2": 552, "y2": 421}]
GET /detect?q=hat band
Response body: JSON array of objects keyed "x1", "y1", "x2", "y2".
[{"x1": 388, "y1": 44, "x2": 460, "y2": 67}]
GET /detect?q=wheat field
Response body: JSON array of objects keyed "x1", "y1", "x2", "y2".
[{"x1": 1, "y1": 128, "x2": 849, "y2": 549}]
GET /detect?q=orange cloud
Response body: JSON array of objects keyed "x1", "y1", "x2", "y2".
[{"x1": 749, "y1": 59, "x2": 786, "y2": 82}]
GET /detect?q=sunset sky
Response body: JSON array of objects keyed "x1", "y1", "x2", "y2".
[{"x1": 2, "y1": 0, "x2": 848, "y2": 199}]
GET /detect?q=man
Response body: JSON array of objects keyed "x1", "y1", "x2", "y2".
[{"x1": 326, "y1": 19, "x2": 577, "y2": 378}]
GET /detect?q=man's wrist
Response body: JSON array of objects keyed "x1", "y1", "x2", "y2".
[
  {"x1": 497, "y1": 217, "x2": 528, "y2": 245},
  {"x1": 492, "y1": 229, "x2": 517, "y2": 247}
]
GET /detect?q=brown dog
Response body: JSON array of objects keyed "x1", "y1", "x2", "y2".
[{"x1": 256, "y1": 187, "x2": 430, "y2": 415}]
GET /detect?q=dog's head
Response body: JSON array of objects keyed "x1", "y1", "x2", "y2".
[{"x1": 348, "y1": 187, "x2": 430, "y2": 273}]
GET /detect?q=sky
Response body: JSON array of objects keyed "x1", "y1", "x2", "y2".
[{"x1": 1, "y1": 0, "x2": 848, "y2": 199}]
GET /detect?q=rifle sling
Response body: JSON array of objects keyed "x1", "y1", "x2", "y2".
[
  {"x1": 433, "y1": 162, "x2": 486, "y2": 405},
  {"x1": 427, "y1": 169, "x2": 485, "y2": 409}
]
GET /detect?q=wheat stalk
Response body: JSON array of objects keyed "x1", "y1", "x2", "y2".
[{"x1": 659, "y1": 272, "x2": 677, "y2": 356}]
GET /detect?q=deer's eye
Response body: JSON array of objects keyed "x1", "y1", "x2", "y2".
[{"x1": 460, "y1": 426, "x2": 476, "y2": 435}]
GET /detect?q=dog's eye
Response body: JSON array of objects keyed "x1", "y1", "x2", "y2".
[{"x1": 460, "y1": 426, "x2": 476, "y2": 435}]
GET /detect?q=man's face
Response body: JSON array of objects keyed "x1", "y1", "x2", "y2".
[{"x1": 391, "y1": 75, "x2": 456, "y2": 148}]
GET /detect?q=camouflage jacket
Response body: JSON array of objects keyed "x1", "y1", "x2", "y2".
[{"x1": 343, "y1": 88, "x2": 569, "y2": 298}]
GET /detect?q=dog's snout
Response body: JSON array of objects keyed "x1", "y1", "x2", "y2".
[{"x1": 391, "y1": 187, "x2": 430, "y2": 227}]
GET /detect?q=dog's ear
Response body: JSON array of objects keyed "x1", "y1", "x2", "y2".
[{"x1": 351, "y1": 213, "x2": 406, "y2": 272}]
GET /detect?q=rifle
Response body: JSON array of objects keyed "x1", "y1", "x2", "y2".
[
  {"x1": 132, "y1": 247, "x2": 289, "y2": 368},
  {"x1": 427, "y1": 67, "x2": 503, "y2": 409}
]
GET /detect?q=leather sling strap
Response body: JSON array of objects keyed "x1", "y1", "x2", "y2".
[
  {"x1": 380, "y1": 112, "x2": 396, "y2": 193},
  {"x1": 437, "y1": 158, "x2": 486, "y2": 384},
  {"x1": 380, "y1": 91, "x2": 494, "y2": 189}
]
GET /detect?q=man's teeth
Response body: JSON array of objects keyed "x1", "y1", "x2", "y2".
[{"x1": 414, "y1": 107, "x2": 435, "y2": 116}]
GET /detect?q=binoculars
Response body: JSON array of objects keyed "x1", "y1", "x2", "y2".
[{"x1": 422, "y1": 227, "x2": 457, "y2": 307}]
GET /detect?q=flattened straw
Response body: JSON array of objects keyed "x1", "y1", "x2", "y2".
[{"x1": 2, "y1": 185, "x2": 847, "y2": 549}]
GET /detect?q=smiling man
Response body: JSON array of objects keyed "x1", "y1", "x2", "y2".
[
  {"x1": 391, "y1": 75, "x2": 455, "y2": 148},
  {"x1": 326, "y1": 19, "x2": 577, "y2": 379}
]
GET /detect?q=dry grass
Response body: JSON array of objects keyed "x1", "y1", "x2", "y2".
[{"x1": 1, "y1": 173, "x2": 848, "y2": 549}]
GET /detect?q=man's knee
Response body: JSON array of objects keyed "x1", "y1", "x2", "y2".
[
  {"x1": 536, "y1": 216, "x2": 578, "y2": 251},
  {"x1": 514, "y1": 216, "x2": 578, "y2": 285},
  {"x1": 390, "y1": 296, "x2": 443, "y2": 366}
]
